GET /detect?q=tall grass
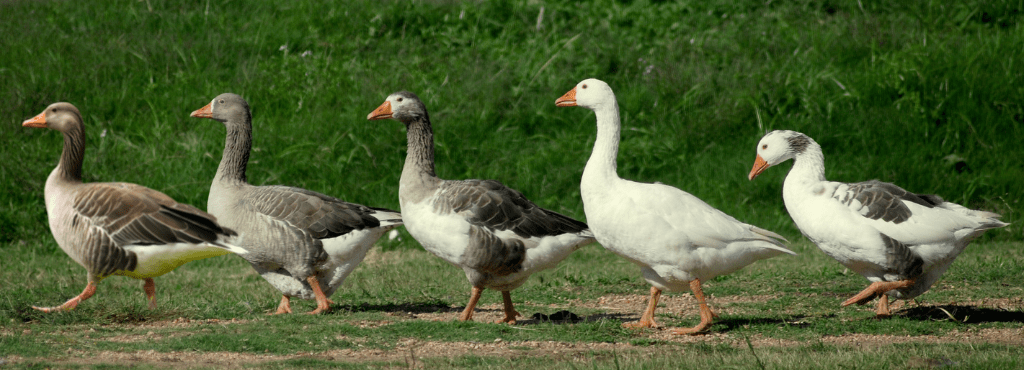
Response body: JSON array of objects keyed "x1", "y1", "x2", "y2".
[{"x1": 2, "y1": 1, "x2": 1021, "y2": 247}]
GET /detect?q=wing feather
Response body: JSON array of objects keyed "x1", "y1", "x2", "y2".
[
  {"x1": 436, "y1": 180, "x2": 589, "y2": 238},
  {"x1": 244, "y1": 185, "x2": 396, "y2": 240},
  {"x1": 74, "y1": 183, "x2": 236, "y2": 247}
]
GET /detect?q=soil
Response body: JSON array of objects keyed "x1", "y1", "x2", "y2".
[{"x1": 5, "y1": 294, "x2": 1022, "y2": 368}]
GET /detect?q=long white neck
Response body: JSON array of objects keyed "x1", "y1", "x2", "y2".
[
  {"x1": 782, "y1": 140, "x2": 827, "y2": 205},
  {"x1": 582, "y1": 102, "x2": 622, "y2": 185},
  {"x1": 790, "y1": 141, "x2": 826, "y2": 181}
]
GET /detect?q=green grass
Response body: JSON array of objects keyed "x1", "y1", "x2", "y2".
[
  {"x1": 2, "y1": 0, "x2": 1023, "y2": 368},
  {"x1": 2, "y1": 240, "x2": 1022, "y2": 368}
]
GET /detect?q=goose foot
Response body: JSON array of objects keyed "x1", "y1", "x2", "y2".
[
  {"x1": 33, "y1": 281, "x2": 98, "y2": 313},
  {"x1": 459, "y1": 286, "x2": 484, "y2": 322},
  {"x1": 307, "y1": 276, "x2": 331, "y2": 315},
  {"x1": 272, "y1": 296, "x2": 292, "y2": 315},
  {"x1": 874, "y1": 294, "x2": 892, "y2": 318},
  {"x1": 623, "y1": 286, "x2": 662, "y2": 329},
  {"x1": 670, "y1": 279, "x2": 714, "y2": 336},
  {"x1": 495, "y1": 291, "x2": 520, "y2": 324},
  {"x1": 143, "y1": 278, "x2": 157, "y2": 310},
  {"x1": 842, "y1": 280, "x2": 914, "y2": 307}
]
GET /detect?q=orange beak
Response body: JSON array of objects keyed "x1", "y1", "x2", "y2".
[
  {"x1": 748, "y1": 155, "x2": 770, "y2": 180},
  {"x1": 555, "y1": 87, "x2": 577, "y2": 107},
  {"x1": 190, "y1": 102, "x2": 213, "y2": 118},
  {"x1": 367, "y1": 101, "x2": 392, "y2": 120},
  {"x1": 22, "y1": 111, "x2": 47, "y2": 128}
]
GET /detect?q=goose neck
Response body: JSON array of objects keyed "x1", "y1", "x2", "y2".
[
  {"x1": 584, "y1": 104, "x2": 621, "y2": 181},
  {"x1": 401, "y1": 118, "x2": 439, "y2": 187},
  {"x1": 56, "y1": 124, "x2": 85, "y2": 183},
  {"x1": 787, "y1": 142, "x2": 827, "y2": 185},
  {"x1": 217, "y1": 121, "x2": 251, "y2": 185}
]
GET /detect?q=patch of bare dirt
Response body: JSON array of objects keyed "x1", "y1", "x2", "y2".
[
  {"x1": 6, "y1": 293, "x2": 1022, "y2": 368},
  {"x1": 11, "y1": 328, "x2": 1022, "y2": 368},
  {"x1": 819, "y1": 327, "x2": 1024, "y2": 347}
]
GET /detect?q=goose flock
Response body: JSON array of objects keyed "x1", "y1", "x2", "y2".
[{"x1": 20, "y1": 78, "x2": 1007, "y2": 335}]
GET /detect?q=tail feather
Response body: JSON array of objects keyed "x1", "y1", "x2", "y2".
[
  {"x1": 371, "y1": 210, "x2": 403, "y2": 227},
  {"x1": 748, "y1": 226, "x2": 795, "y2": 255}
]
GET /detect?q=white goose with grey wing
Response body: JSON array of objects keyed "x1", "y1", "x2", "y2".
[{"x1": 749, "y1": 129, "x2": 1007, "y2": 316}]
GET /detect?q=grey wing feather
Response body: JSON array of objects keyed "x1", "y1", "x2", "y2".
[
  {"x1": 835, "y1": 180, "x2": 941, "y2": 224},
  {"x1": 440, "y1": 180, "x2": 589, "y2": 238},
  {"x1": 247, "y1": 185, "x2": 394, "y2": 240}
]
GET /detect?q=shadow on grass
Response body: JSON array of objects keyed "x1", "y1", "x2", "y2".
[
  {"x1": 514, "y1": 311, "x2": 635, "y2": 326},
  {"x1": 897, "y1": 305, "x2": 1024, "y2": 324},
  {"x1": 713, "y1": 315, "x2": 817, "y2": 332},
  {"x1": 333, "y1": 300, "x2": 458, "y2": 315}
]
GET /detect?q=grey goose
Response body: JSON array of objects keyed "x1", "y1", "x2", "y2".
[
  {"x1": 367, "y1": 91, "x2": 595, "y2": 324},
  {"x1": 22, "y1": 102, "x2": 246, "y2": 312},
  {"x1": 191, "y1": 93, "x2": 402, "y2": 314}
]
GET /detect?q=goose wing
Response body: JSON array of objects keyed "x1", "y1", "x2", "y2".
[
  {"x1": 75, "y1": 183, "x2": 236, "y2": 247},
  {"x1": 245, "y1": 185, "x2": 394, "y2": 240},
  {"x1": 828, "y1": 180, "x2": 980, "y2": 244}
]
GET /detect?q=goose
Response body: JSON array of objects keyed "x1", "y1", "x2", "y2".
[
  {"x1": 22, "y1": 102, "x2": 247, "y2": 312},
  {"x1": 190, "y1": 93, "x2": 403, "y2": 314},
  {"x1": 556, "y1": 79, "x2": 794, "y2": 334},
  {"x1": 367, "y1": 91, "x2": 595, "y2": 324},
  {"x1": 748, "y1": 130, "x2": 1008, "y2": 316}
]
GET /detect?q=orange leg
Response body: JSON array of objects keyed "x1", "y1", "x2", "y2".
[
  {"x1": 307, "y1": 276, "x2": 331, "y2": 314},
  {"x1": 33, "y1": 281, "x2": 98, "y2": 312},
  {"x1": 623, "y1": 286, "x2": 662, "y2": 329},
  {"x1": 875, "y1": 294, "x2": 892, "y2": 317},
  {"x1": 143, "y1": 278, "x2": 157, "y2": 309},
  {"x1": 495, "y1": 291, "x2": 521, "y2": 324},
  {"x1": 841, "y1": 280, "x2": 915, "y2": 307},
  {"x1": 671, "y1": 279, "x2": 714, "y2": 335},
  {"x1": 459, "y1": 286, "x2": 484, "y2": 321},
  {"x1": 272, "y1": 295, "x2": 293, "y2": 315}
]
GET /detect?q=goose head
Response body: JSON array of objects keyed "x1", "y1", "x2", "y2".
[
  {"x1": 23, "y1": 102, "x2": 83, "y2": 133},
  {"x1": 367, "y1": 91, "x2": 429, "y2": 125},
  {"x1": 190, "y1": 93, "x2": 251, "y2": 126},
  {"x1": 748, "y1": 130, "x2": 812, "y2": 180},
  {"x1": 556, "y1": 78, "x2": 616, "y2": 111}
]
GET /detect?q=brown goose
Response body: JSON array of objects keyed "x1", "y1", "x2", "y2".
[
  {"x1": 22, "y1": 102, "x2": 246, "y2": 312},
  {"x1": 191, "y1": 93, "x2": 402, "y2": 315},
  {"x1": 367, "y1": 91, "x2": 595, "y2": 324}
]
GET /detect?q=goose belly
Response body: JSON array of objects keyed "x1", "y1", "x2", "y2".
[
  {"x1": 400, "y1": 200, "x2": 471, "y2": 267},
  {"x1": 119, "y1": 243, "x2": 233, "y2": 279},
  {"x1": 316, "y1": 226, "x2": 395, "y2": 296}
]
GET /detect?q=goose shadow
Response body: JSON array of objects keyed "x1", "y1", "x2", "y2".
[
  {"x1": 896, "y1": 304, "x2": 1024, "y2": 324},
  {"x1": 513, "y1": 311, "x2": 635, "y2": 326},
  {"x1": 710, "y1": 315, "x2": 818, "y2": 332},
  {"x1": 332, "y1": 300, "x2": 459, "y2": 315},
  {"x1": 332, "y1": 303, "x2": 633, "y2": 325}
]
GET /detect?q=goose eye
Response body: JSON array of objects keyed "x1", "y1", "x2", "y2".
[
  {"x1": 397, "y1": 97, "x2": 403, "y2": 102},
  {"x1": 762, "y1": 144, "x2": 768, "y2": 150},
  {"x1": 219, "y1": 99, "x2": 224, "y2": 104},
  {"x1": 581, "y1": 84, "x2": 588, "y2": 89}
]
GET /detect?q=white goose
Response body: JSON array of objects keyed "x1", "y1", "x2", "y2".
[
  {"x1": 23, "y1": 102, "x2": 246, "y2": 312},
  {"x1": 367, "y1": 91, "x2": 595, "y2": 324},
  {"x1": 748, "y1": 130, "x2": 1008, "y2": 316},
  {"x1": 191, "y1": 93, "x2": 403, "y2": 314},
  {"x1": 556, "y1": 78, "x2": 794, "y2": 334}
]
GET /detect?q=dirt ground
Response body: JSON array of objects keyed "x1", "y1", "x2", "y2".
[{"x1": 5, "y1": 294, "x2": 1023, "y2": 368}]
